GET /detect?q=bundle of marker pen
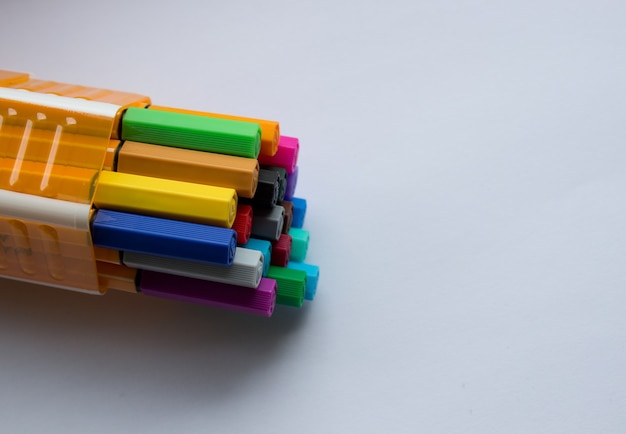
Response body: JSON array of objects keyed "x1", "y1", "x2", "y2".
[{"x1": 0, "y1": 69, "x2": 319, "y2": 317}]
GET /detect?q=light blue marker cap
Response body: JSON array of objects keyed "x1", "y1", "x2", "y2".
[{"x1": 287, "y1": 261, "x2": 319, "y2": 300}]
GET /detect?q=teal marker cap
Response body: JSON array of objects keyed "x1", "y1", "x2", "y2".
[{"x1": 288, "y1": 227, "x2": 309, "y2": 262}]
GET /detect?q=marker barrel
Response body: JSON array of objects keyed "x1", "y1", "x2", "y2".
[
  {"x1": 123, "y1": 247, "x2": 264, "y2": 289},
  {"x1": 149, "y1": 105, "x2": 279, "y2": 157},
  {"x1": 92, "y1": 209, "x2": 237, "y2": 266},
  {"x1": 121, "y1": 107, "x2": 261, "y2": 158},
  {"x1": 116, "y1": 141, "x2": 259, "y2": 198},
  {"x1": 140, "y1": 271, "x2": 277, "y2": 317},
  {"x1": 93, "y1": 171, "x2": 237, "y2": 227}
]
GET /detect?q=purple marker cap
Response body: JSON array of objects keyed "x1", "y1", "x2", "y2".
[
  {"x1": 257, "y1": 136, "x2": 299, "y2": 174},
  {"x1": 139, "y1": 271, "x2": 277, "y2": 317},
  {"x1": 284, "y1": 166, "x2": 298, "y2": 200}
]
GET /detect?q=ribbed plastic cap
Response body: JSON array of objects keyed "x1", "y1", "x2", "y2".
[
  {"x1": 267, "y1": 266, "x2": 306, "y2": 307},
  {"x1": 232, "y1": 205, "x2": 253, "y2": 244},
  {"x1": 123, "y1": 247, "x2": 263, "y2": 288},
  {"x1": 251, "y1": 205, "x2": 284, "y2": 241},
  {"x1": 284, "y1": 166, "x2": 298, "y2": 200},
  {"x1": 240, "y1": 169, "x2": 278, "y2": 208},
  {"x1": 241, "y1": 238, "x2": 272, "y2": 277},
  {"x1": 291, "y1": 197, "x2": 307, "y2": 228},
  {"x1": 271, "y1": 234, "x2": 292, "y2": 267},
  {"x1": 121, "y1": 107, "x2": 261, "y2": 158},
  {"x1": 288, "y1": 227, "x2": 309, "y2": 263},
  {"x1": 262, "y1": 165, "x2": 287, "y2": 202},
  {"x1": 280, "y1": 201, "x2": 293, "y2": 234},
  {"x1": 287, "y1": 261, "x2": 319, "y2": 301},
  {"x1": 92, "y1": 209, "x2": 237, "y2": 265},
  {"x1": 257, "y1": 136, "x2": 299, "y2": 173},
  {"x1": 140, "y1": 271, "x2": 276, "y2": 317}
]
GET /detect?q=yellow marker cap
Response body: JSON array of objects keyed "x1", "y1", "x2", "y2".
[
  {"x1": 117, "y1": 141, "x2": 259, "y2": 198},
  {"x1": 150, "y1": 105, "x2": 279, "y2": 157},
  {"x1": 93, "y1": 171, "x2": 238, "y2": 228}
]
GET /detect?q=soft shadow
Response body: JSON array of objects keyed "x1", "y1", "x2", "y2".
[{"x1": 0, "y1": 279, "x2": 311, "y2": 401}]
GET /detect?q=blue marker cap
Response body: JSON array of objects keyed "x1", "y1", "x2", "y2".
[
  {"x1": 291, "y1": 197, "x2": 307, "y2": 228},
  {"x1": 287, "y1": 261, "x2": 319, "y2": 300},
  {"x1": 241, "y1": 238, "x2": 272, "y2": 276},
  {"x1": 92, "y1": 209, "x2": 237, "y2": 266}
]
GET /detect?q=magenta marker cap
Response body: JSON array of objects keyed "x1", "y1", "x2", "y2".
[
  {"x1": 257, "y1": 136, "x2": 299, "y2": 174},
  {"x1": 140, "y1": 271, "x2": 277, "y2": 317}
]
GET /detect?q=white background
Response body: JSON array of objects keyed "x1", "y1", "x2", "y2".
[{"x1": 1, "y1": 0, "x2": 625, "y2": 432}]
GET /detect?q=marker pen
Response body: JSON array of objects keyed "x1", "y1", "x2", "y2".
[
  {"x1": 140, "y1": 271, "x2": 277, "y2": 317},
  {"x1": 149, "y1": 105, "x2": 279, "y2": 157},
  {"x1": 121, "y1": 107, "x2": 261, "y2": 159},
  {"x1": 93, "y1": 171, "x2": 237, "y2": 228},
  {"x1": 96, "y1": 261, "x2": 277, "y2": 317},
  {"x1": 91, "y1": 209, "x2": 237, "y2": 266},
  {"x1": 121, "y1": 247, "x2": 264, "y2": 289}
]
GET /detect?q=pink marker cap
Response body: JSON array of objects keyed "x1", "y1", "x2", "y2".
[{"x1": 258, "y1": 136, "x2": 299, "y2": 174}]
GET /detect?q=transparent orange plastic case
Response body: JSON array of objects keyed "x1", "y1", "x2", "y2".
[{"x1": 0, "y1": 78, "x2": 119, "y2": 293}]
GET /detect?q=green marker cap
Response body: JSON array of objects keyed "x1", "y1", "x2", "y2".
[
  {"x1": 267, "y1": 266, "x2": 306, "y2": 307},
  {"x1": 121, "y1": 107, "x2": 261, "y2": 158}
]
